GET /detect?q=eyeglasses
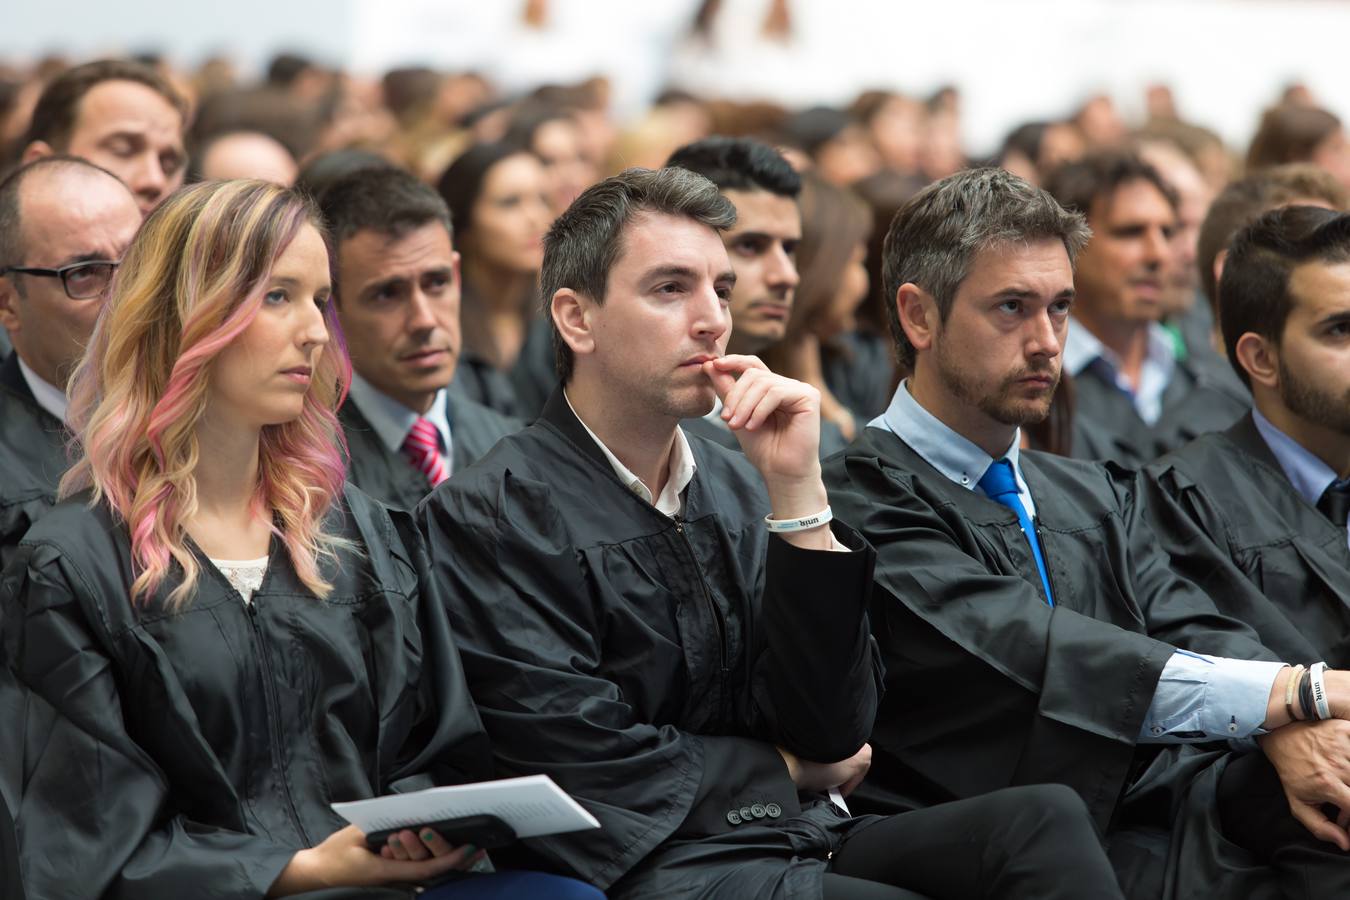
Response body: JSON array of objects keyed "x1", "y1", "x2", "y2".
[{"x1": 0, "y1": 260, "x2": 121, "y2": 300}]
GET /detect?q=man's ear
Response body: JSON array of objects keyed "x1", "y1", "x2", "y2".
[
  {"x1": 896, "y1": 282, "x2": 938, "y2": 356},
  {"x1": 551, "y1": 287, "x2": 595, "y2": 359},
  {"x1": 20, "y1": 141, "x2": 53, "y2": 165},
  {"x1": 1234, "y1": 331, "x2": 1278, "y2": 392},
  {"x1": 0, "y1": 278, "x2": 20, "y2": 334}
]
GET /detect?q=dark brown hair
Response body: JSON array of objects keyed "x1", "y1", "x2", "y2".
[{"x1": 21, "y1": 59, "x2": 188, "y2": 154}]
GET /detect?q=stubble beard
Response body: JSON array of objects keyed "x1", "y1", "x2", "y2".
[
  {"x1": 936, "y1": 337, "x2": 1059, "y2": 427},
  {"x1": 1279, "y1": 357, "x2": 1350, "y2": 436}
]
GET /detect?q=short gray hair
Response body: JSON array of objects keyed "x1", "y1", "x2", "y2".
[
  {"x1": 881, "y1": 167, "x2": 1090, "y2": 370},
  {"x1": 542, "y1": 166, "x2": 736, "y2": 382}
]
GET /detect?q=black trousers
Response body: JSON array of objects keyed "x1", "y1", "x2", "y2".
[
  {"x1": 823, "y1": 784, "x2": 1126, "y2": 900},
  {"x1": 1218, "y1": 749, "x2": 1350, "y2": 899}
]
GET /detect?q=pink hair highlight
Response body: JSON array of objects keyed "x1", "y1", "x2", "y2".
[{"x1": 62, "y1": 180, "x2": 353, "y2": 609}]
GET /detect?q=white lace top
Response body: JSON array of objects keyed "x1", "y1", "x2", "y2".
[{"x1": 210, "y1": 555, "x2": 269, "y2": 605}]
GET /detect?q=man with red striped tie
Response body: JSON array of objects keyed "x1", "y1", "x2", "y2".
[{"x1": 317, "y1": 166, "x2": 520, "y2": 509}]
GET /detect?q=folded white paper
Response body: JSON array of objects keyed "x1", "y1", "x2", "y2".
[{"x1": 331, "y1": 774, "x2": 600, "y2": 839}]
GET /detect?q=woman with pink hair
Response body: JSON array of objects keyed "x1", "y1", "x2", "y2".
[{"x1": 0, "y1": 179, "x2": 601, "y2": 900}]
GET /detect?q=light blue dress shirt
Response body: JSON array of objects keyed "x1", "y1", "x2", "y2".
[
  {"x1": 1062, "y1": 319, "x2": 1177, "y2": 426},
  {"x1": 1253, "y1": 408, "x2": 1350, "y2": 550},
  {"x1": 347, "y1": 374, "x2": 455, "y2": 471},
  {"x1": 871, "y1": 380, "x2": 1283, "y2": 745}
]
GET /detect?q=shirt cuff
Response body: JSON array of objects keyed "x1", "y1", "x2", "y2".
[{"x1": 1139, "y1": 651, "x2": 1284, "y2": 743}]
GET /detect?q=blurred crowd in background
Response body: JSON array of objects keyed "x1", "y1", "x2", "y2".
[{"x1": 3, "y1": 0, "x2": 1349, "y2": 439}]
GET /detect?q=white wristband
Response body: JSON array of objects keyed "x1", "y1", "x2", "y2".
[
  {"x1": 764, "y1": 506, "x2": 833, "y2": 533},
  {"x1": 1311, "y1": 661, "x2": 1333, "y2": 721}
]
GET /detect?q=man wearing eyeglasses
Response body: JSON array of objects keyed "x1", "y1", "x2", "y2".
[{"x1": 0, "y1": 156, "x2": 141, "y2": 566}]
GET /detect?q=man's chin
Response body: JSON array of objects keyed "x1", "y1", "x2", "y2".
[
  {"x1": 667, "y1": 384, "x2": 719, "y2": 420},
  {"x1": 985, "y1": 396, "x2": 1054, "y2": 428}
]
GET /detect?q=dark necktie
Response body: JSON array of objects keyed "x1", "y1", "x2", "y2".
[
  {"x1": 1317, "y1": 479, "x2": 1350, "y2": 529},
  {"x1": 978, "y1": 459, "x2": 1055, "y2": 606}
]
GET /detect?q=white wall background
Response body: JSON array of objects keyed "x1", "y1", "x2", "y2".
[{"x1": 6, "y1": 0, "x2": 1350, "y2": 157}]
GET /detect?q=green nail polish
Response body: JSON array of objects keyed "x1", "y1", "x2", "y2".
[
  {"x1": 463, "y1": 843, "x2": 477, "y2": 856},
  {"x1": 421, "y1": 829, "x2": 436, "y2": 843}
]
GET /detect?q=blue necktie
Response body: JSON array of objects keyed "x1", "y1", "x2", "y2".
[{"x1": 978, "y1": 459, "x2": 1055, "y2": 607}]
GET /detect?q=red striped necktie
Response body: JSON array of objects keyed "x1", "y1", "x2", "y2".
[{"x1": 401, "y1": 416, "x2": 448, "y2": 486}]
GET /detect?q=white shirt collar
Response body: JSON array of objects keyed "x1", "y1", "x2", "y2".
[
  {"x1": 564, "y1": 388, "x2": 696, "y2": 517},
  {"x1": 1062, "y1": 318, "x2": 1177, "y2": 425},
  {"x1": 870, "y1": 378, "x2": 1037, "y2": 520},
  {"x1": 17, "y1": 356, "x2": 68, "y2": 423},
  {"x1": 346, "y1": 372, "x2": 453, "y2": 461}
]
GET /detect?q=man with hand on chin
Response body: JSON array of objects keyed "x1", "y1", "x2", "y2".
[
  {"x1": 825, "y1": 166, "x2": 1350, "y2": 899},
  {"x1": 419, "y1": 167, "x2": 1126, "y2": 900}
]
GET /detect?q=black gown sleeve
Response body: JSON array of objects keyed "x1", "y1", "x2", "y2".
[
  {"x1": 747, "y1": 523, "x2": 882, "y2": 763},
  {"x1": 418, "y1": 474, "x2": 801, "y2": 890},
  {"x1": 0, "y1": 542, "x2": 297, "y2": 900}
]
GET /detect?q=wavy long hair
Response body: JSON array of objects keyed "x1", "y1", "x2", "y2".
[{"x1": 61, "y1": 179, "x2": 352, "y2": 608}]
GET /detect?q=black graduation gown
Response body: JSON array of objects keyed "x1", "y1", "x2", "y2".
[
  {"x1": 506, "y1": 315, "x2": 557, "y2": 424},
  {"x1": 823, "y1": 330, "x2": 895, "y2": 424},
  {"x1": 0, "y1": 354, "x2": 67, "y2": 569},
  {"x1": 1145, "y1": 413, "x2": 1350, "y2": 665},
  {"x1": 339, "y1": 389, "x2": 521, "y2": 510},
  {"x1": 0, "y1": 485, "x2": 493, "y2": 900},
  {"x1": 418, "y1": 389, "x2": 882, "y2": 899},
  {"x1": 452, "y1": 354, "x2": 521, "y2": 420},
  {"x1": 1071, "y1": 351, "x2": 1250, "y2": 467},
  {"x1": 824, "y1": 427, "x2": 1284, "y2": 897}
]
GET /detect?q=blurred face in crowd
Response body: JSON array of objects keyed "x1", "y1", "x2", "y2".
[
  {"x1": 1312, "y1": 127, "x2": 1350, "y2": 191},
  {"x1": 815, "y1": 125, "x2": 883, "y2": 187},
  {"x1": 199, "y1": 132, "x2": 298, "y2": 186},
  {"x1": 868, "y1": 95, "x2": 924, "y2": 175},
  {"x1": 906, "y1": 239, "x2": 1075, "y2": 435},
  {"x1": 1141, "y1": 145, "x2": 1213, "y2": 315},
  {"x1": 920, "y1": 111, "x2": 965, "y2": 182},
  {"x1": 336, "y1": 221, "x2": 461, "y2": 415},
  {"x1": 208, "y1": 223, "x2": 332, "y2": 430},
  {"x1": 1038, "y1": 123, "x2": 1085, "y2": 174},
  {"x1": 25, "y1": 79, "x2": 186, "y2": 215},
  {"x1": 719, "y1": 188, "x2": 801, "y2": 355},
  {"x1": 816, "y1": 243, "x2": 870, "y2": 341},
  {"x1": 1071, "y1": 179, "x2": 1177, "y2": 330},
  {"x1": 0, "y1": 167, "x2": 141, "y2": 390},
  {"x1": 1258, "y1": 260, "x2": 1350, "y2": 437},
  {"x1": 461, "y1": 153, "x2": 551, "y2": 275},
  {"x1": 562, "y1": 211, "x2": 735, "y2": 420},
  {"x1": 532, "y1": 117, "x2": 597, "y2": 218}
]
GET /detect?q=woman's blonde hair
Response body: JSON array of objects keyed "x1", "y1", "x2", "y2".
[{"x1": 62, "y1": 179, "x2": 352, "y2": 608}]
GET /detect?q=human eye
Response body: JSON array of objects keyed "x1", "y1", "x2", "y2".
[
  {"x1": 997, "y1": 298, "x2": 1021, "y2": 314},
  {"x1": 314, "y1": 294, "x2": 331, "y2": 311},
  {"x1": 715, "y1": 285, "x2": 733, "y2": 303},
  {"x1": 731, "y1": 236, "x2": 763, "y2": 257},
  {"x1": 104, "y1": 136, "x2": 136, "y2": 157},
  {"x1": 1049, "y1": 298, "x2": 1073, "y2": 316},
  {"x1": 264, "y1": 288, "x2": 288, "y2": 305},
  {"x1": 424, "y1": 272, "x2": 451, "y2": 292},
  {"x1": 63, "y1": 263, "x2": 106, "y2": 294}
]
